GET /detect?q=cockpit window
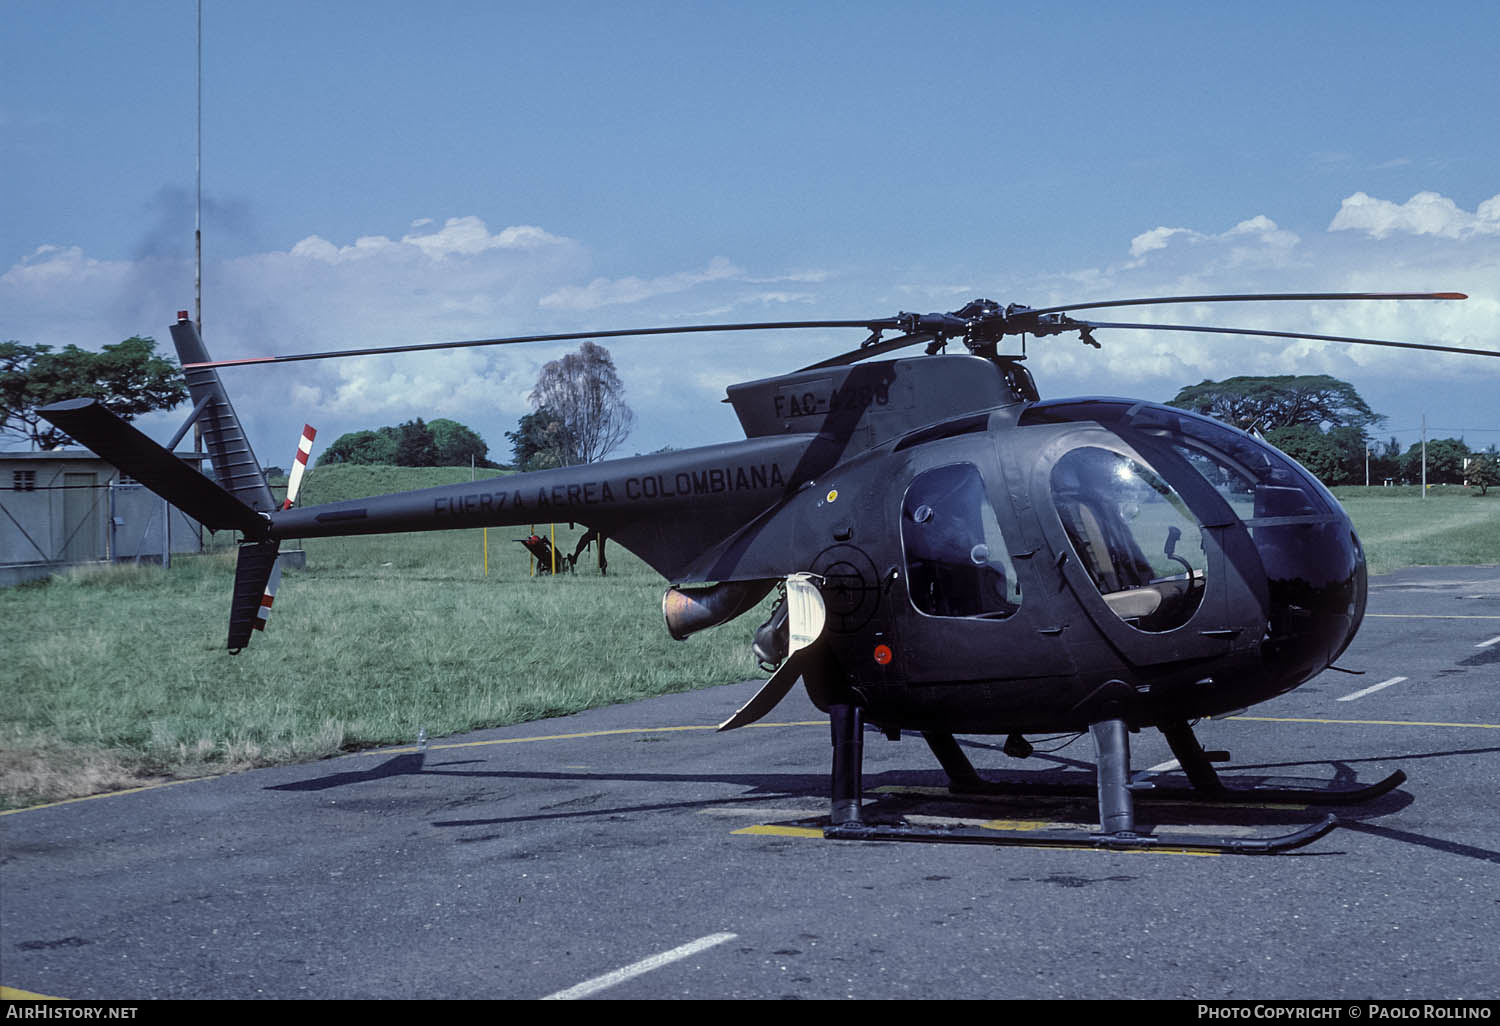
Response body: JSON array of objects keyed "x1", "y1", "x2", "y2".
[
  {"x1": 1147, "y1": 409, "x2": 1335, "y2": 522},
  {"x1": 1021, "y1": 398, "x2": 1339, "y2": 521},
  {"x1": 902, "y1": 463, "x2": 1021, "y2": 619},
  {"x1": 1050, "y1": 447, "x2": 1205, "y2": 632}
]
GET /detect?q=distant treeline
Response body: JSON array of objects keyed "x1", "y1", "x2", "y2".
[{"x1": 317, "y1": 418, "x2": 496, "y2": 468}]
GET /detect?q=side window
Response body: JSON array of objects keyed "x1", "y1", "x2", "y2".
[
  {"x1": 902, "y1": 463, "x2": 1021, "y2": 619},
  {"x1": 1050, "y1": 447, "x2": 1205, "y2": 632}
]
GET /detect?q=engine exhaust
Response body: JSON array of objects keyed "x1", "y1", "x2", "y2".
[{"x1": 662, "y1": 579, "x2": 777, "y2": 641}]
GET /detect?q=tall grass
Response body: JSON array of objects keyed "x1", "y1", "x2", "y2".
[{"x1": 1, "y1": 464, "x2": 767, "y2": 808}]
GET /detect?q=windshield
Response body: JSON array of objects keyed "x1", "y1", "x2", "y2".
[{"x1": 1050, "y1": 446, "x2": 1206, "y2": 632}]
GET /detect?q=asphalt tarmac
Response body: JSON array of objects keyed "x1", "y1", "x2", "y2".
[{"x1": 3, "y1": 566, "x2": 1498, "y2": 1001}]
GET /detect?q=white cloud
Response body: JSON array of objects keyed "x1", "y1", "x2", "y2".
[
  {"x1": 1329, "y1": 190, "x2": 1500, "y2": 239},
  {"x1": 1016, "y1": 193, "x2": 1499, "y2": 449},
  {"x1": 1126, "y1": 216, "x2": 1300, "y2": 264},
  {"x1": 4, "y1": 193, "x2": 1495, "y2": 463},
  {"x1": 539, "y1": 256, "x2": 742, "y2": 311},
  {"x1": 286, "y1": 217, "x2": 567, "y2": 264},
  {"x1": 1129, "y1": 226, "x2": 1195, "y2": 259}
]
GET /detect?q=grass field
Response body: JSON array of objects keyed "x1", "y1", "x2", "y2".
[
  {"x1": 2, "y1": 468, "x2": 1496, "y2": 809},
  {"x1": 1331, "y1": 485, "x2": 1500, "y2": 575},
  {"x1": 0, "y1": 465, "x2": 771, "y2": 809}
]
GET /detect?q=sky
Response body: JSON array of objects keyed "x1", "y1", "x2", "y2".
[{"x1": 3, "y1": 1, "x2": 1498, "y2": 470}]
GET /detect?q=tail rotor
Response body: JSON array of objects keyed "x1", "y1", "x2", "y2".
[{"x1": 228, "y1": 423, "x2": 317, "y2": 652}]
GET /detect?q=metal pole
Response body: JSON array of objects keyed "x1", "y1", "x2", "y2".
[
  {"x1": 1421, "y1": 413, "x2": 1428, "y2": 498},
  {"x1": 192, "y1": 1, "x2": 206, "y2": 498}
]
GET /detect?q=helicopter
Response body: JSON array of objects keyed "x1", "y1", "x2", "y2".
[{"x1": 39, "y1": 290, "x2": 1496, "y2": 854}]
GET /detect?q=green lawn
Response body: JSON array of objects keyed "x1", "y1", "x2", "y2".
[
  {"x1": 0, "y1": 465, "x2": 769, "y2": 809},
  {"x1": 1332, "y1": 486, "x2": 1500, "y2": 575}
]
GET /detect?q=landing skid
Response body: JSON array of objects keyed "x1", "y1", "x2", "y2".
[
  {"x1": 824, "y1": 816, "x2": 1338, "y2": 854},
  {"x1": 819, "y1": 706, "x2": 1402, "y2": 854},
  {"x1": 926, "y1": 729, "x2": 1408, "y2": 807}
]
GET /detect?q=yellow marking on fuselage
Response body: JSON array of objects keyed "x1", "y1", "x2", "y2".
[{"x1": 0, "y1": 986, "x2": 62, "y2": 999}]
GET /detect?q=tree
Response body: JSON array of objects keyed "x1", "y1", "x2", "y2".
[
  {"x1": 395, "y1": 418, "x2": 439, "y2": 467},
  {"x1": 317, "y1": 419, "x2": 493, "y2": 467},
  {"x1": 429, "y1": 418, "x2": 488, "y2": 466},
  {"x1": 1, "y1": 337, "x2": 188, "y2": 449},
  {"x1": 1263, "y1": 424, "x2": 1347, "y2": 484},
  {"x1": 319, "y1": 428, "x2": 399, "y2": 466},
  {"x1": 527, "y1": 341, "x2": 634, "y2": 465},
  {"x1": 1168, "y1": 375, "x2": 1380, "y2": 434},
  {"x1": 1170, "y1": 374, "x2": 1385, "y2": 486},
  {"x1": 505, "y1": 407, "x2": 568, "y2": 471},
  {"x1": 1401, "y1": 438, "x2": 1470, "y2": 486},
  {"x1": 1469, "y1": 447, "x2": 1500, "y2": 496},
  {"x1": 1367, "y1": 436, "x2": 1402, "y2": 486}
]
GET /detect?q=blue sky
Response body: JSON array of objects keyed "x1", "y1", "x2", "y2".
[{"x1": 4, "y1": 1, "x2": 1497, "y2": 466}]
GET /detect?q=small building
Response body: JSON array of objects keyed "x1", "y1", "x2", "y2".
[{"x1": 1, "y1": 448, "x2": 207, "y2": 587}]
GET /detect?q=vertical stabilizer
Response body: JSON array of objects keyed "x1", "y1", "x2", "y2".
[{"x1": 168, "y1": 312, "x2": 276, "y2": 514}]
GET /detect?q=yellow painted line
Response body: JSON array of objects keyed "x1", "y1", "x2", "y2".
[
  {"x1": 733, "y1": 824, "x2": 825, "y2": 838},
  {"x1": 1231, "y1": 715, "x2": 1500, "y2": 730},
  {"x1": 369, "y1": 720, "x2": 826, "y2": 756},
  {"x1": 731, "y1": 823, "x2": 1218, "y2": 856},
  {"x1": 979, "y1": 819, "x2": 1051, "y2": 832},
  {"x1": 2, "y1": 721, "x2": 827, "y2": 817},
  {"x1": 0, "y1": 776, "x2": 211, "y2": 817},
  {"x1": 0, "y1": 986, "x2": 62, "y2": 999},
  {"x1": 1365, "y1": 614, "x2": 1500, "y2": 619}
]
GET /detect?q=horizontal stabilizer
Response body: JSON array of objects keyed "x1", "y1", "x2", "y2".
[
  {"x1": 38, "y1": 398, "x2": 268, "y2": 537},
  {"x1": 228, "y1": 540, "x2": 281, "y2": 652}
]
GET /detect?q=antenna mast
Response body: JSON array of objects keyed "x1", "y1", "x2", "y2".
[{"x1": 195, "y1": 0, "x2": 202, "y2": 333}]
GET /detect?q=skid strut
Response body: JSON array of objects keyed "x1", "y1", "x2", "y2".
[
  {"x1": 824, "y1": 714, "x2": 1371, "y2": 853},
  {"x1": 829, "y1": 703, "x2": 864, "y2": 827}
]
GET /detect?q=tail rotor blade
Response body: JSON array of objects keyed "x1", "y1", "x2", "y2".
[
  {"x1": 255, "y1": 556, "x2": 284, "y2": 633},
  {"x1": 283, "y1": 424, "x2": 317, "y2": 509}
]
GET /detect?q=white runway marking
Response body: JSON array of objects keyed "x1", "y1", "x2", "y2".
[
  {"x1": 1477, "y1": 635, "x2": 1500, "y2": 649},
  {"x1": 1147, "y1": 759, "x2": 1181, "y2": 772},
  {"x1": 1336, "y1": 676, "x2": 1408, "y2": 702},
  {"x1": 542, "y1": 932, "x2": 737, "y2": 1000}
]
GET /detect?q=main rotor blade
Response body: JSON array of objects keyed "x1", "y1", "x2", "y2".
[
  {"x1": 1082, "y1": 320, "x2": 1500, "y2": 359},
  {"x1": 1028, "y1": 292, "x2": 1467, "y2": 318},
  {"x1": 181, "y1": 318, "x2": 892, "y2": 370}
]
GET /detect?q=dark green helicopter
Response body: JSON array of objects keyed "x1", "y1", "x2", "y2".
[{"x1": 42, "y1": 291, "x2": 1494, "y2": 854}]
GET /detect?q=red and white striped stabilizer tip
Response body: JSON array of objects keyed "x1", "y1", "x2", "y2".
[
  {"x1": 282, "y1": 424, "x2": 317, "y2": 509},
  {"x1": 253, "y1": 556, "x2": 283, "y2": 632}
]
